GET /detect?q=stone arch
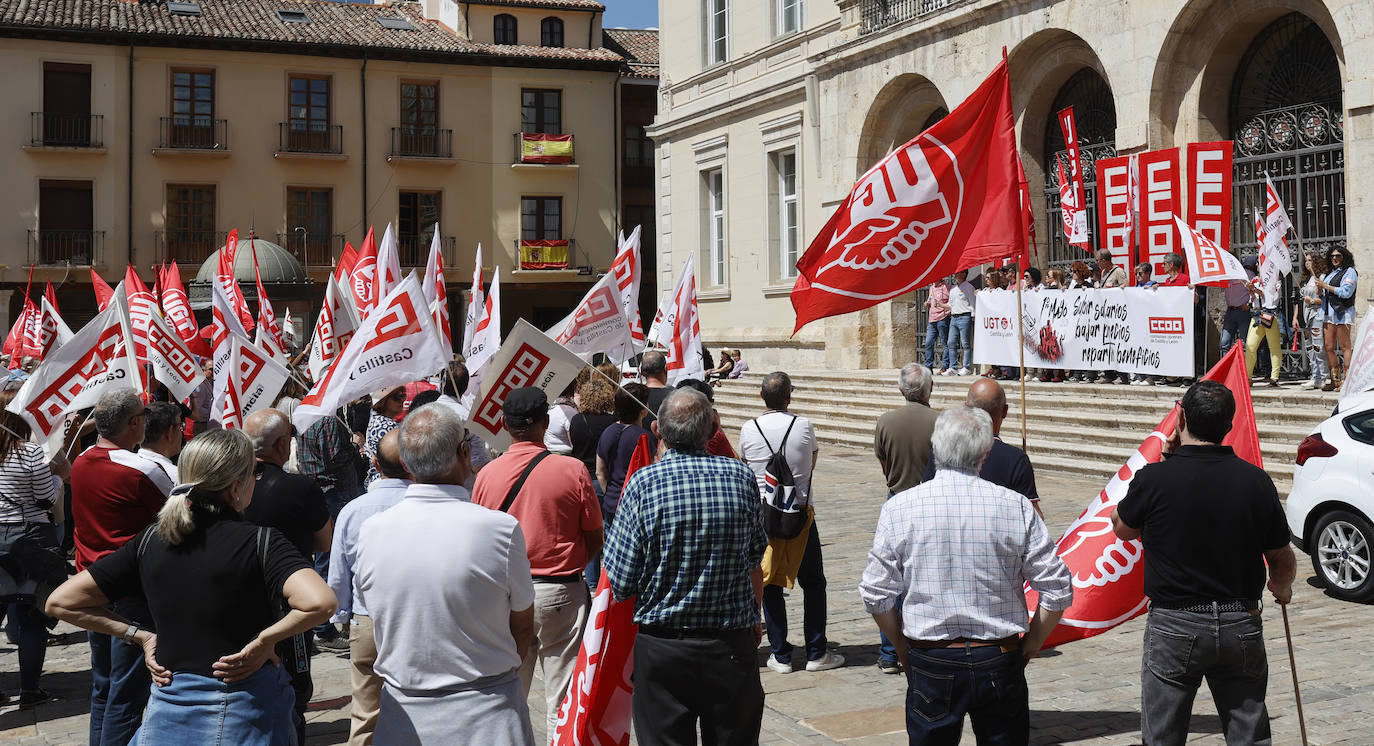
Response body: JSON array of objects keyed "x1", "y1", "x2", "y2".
[
  {"x1": 854, "y1": 73, "x2": 947, "y2": 177},
  {"x1": 1149, "y1": 0, "x2": 1345, "y2": 147}
]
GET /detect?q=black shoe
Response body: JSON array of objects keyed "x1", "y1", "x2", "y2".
[
  {"x1": 877, "y1": 659, "x2": 903, "y2": 675},
  {"x1": 316, "y1": 635, "x2": 349, "y2": 653},
  {"x1": 19, "y1": 689, "x2": 52, "y2": 708}
]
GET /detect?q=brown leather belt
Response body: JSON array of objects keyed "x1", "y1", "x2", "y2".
[{"x1": 906, "y1": 635, "x2": 1019, "y2": 653}]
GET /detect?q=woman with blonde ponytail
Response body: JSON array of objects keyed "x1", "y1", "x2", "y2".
[{"x1": 46, "y1": 429, "x2": 337, "y2": 745}]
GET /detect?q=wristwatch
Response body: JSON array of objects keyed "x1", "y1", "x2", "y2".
[{"x1": 121, "y1": 622, "x2": 140, "y2": 646}]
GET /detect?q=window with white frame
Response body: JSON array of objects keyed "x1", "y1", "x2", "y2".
[
  {"x1": 705, "y1": 0, "x2": 728, "y2": 65},
  {"x1": 774, "y1": 150, "x2": 799, "y2": 279},
  {"x1": 704, "y1": 168, "x2": 726, "y2": 287},
  {"x1": 777, "y1": 0, "x2": 801, "y2": 36}
]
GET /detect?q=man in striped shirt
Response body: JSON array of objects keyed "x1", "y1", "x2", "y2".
[{"x1": 860, "y1": 405, "x2": 1072, "y2": 744}]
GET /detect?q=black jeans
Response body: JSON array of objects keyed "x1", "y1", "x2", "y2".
[
  {"x1": 904, "y1": 645, "x2": 1028, "y2": 745},
  {"x1": 632, "y1": 628, "x2": 763, "y2": 746},
  {"x1": 761, "y1": 521, "x2": 828, "y2": 663}
]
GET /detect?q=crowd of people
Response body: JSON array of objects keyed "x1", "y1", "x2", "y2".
[{"x1": 922, "y1": 246, "x2": 1358, "y2": 389}]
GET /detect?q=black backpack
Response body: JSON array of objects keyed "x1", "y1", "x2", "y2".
[{"x1": 753, "y1": 416, "x2": 807, "y2": 540}]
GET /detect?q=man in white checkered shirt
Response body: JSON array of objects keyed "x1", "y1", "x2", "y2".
[{"x1": 860, "y1": 405, "x2": 1073, "y2": 745}]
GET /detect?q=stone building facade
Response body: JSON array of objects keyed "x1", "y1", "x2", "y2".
[{"x1": 650, "y1": 0, "x2": 1372, "y2": 371}]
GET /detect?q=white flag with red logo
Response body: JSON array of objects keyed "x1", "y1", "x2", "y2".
[
  {"x1": 293, "y1": 274, "x2": 445, "y2": 432},
  {"x1": 375, "y1": 223, "x2": 402, "y2": 304},
  {"x1": 38, "y1": 294, "x2": 74, "y2": 359},
  {"x1": 466, "y1": 267, "x2": 501, "y2": 374},
  {"x1": 610, "y1": 226, "x2": 645, "y2": 360},
  {"x1": 551, "y1": 272, "x2": 632, "y2": 362},
  {"x1": 350, "y1": 226, "x2": 379, "y2": 321},
  {"x1": 421, "y1": 226, "x2": 453, "y2": 353},
  {"x1": 656, "y1": 254, "x2": 703, "y2": 383},
  {"x1": 1261, "y1": 175, "x2": 1293, "y2": 277},
  {"x1": 7, "y1": 287, "x2": 141, "y2": 456},
  {"x1": 1174, "y1": 215, "x2": 1248, "y2": 287},
  {"x1": 1340, "y1": 307, "x2": 1374, "y2": 400},
  {"x1": 252, "y1": 245, "x2": 287, "y2": 363},
  {"x1": 466, "y1": 319, "x2": 587, "y2": 452},
  {"x1": 1056, "y1": 106, "x2": 1090, "y2": 247},
  {"x1": 462, "y1": 245, "x2": 485, "y2": 356},
  {"x1": 145, "y1": 304, "x2": 205, "y2": 404},
  {"x1": 221, "y1": 334, "x2": 289, "y2": 430},
  {"x1": 644, "y1": 291, "x2": 673, "y2": 350},
  {"x1": 1027, "y1": 344, "x2": 1261, "y2": 647},
  {"x1": 211, "y1": 280, "x2": 253, "y2": 424},
  {"x1": 307, "y1": 274, "x2": 361, "y2": 382},
  {"x1": 218, "y1": 230, "x2": 255, "y2": 333},
  {"x1": 124, "y1": 266, "x2": 156, "y2": 364}
]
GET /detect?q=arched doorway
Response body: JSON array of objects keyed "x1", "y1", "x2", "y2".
[
  {"x1": 1229, "y1": 12, "x2": 1343, "y2": 377},
  {"x1": 1042, "y1": 68, "x2": 1117, "y2": 269}
]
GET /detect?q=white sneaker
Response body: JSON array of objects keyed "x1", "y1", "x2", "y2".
[
  {"x1": 805, "y1": 651, "x2": 846, "y2": 672},
  {"x1": 1302, "y1": 380, "x2": 1319, "y2": 390},
  {"x1": 958, "y1": 368, "x2": 971, "y2": 376},
  {"x1": 766, "y1": 655, "x2": 793, "y2": 674}
]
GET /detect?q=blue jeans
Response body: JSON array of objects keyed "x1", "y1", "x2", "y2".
[
  {"x1": 761, "y1": 521, "x2": 828, "y2": 664},
  {"x1": 948, "y1": 315, "x2": 972, "y2": 369},
  {"x1": 878, "y1": 492, "x2": 903, "y2": 665},
  {"x1": 134, "y1": 665, "x2": 297, "y2": 746},
  {"x1": 904, "y1": 645, "x2": 1028, "y2": 745},
  {"x1": 89, "y1": 599, "x2": 153, "y2": 746},
  {"x1": 1220, "y1": 307, "x2": 1251, "y2": 354},
  {"x1": 1141, "y1": 608, "x2": 1270, "y2": 746},
  {"x1": 924, "y1": 318, "x2": 952, "y2": 370}
]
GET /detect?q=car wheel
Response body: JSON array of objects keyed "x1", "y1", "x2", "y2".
[{"x1": 1311, "y1": 510, "x2": 1374, "y2": 602}]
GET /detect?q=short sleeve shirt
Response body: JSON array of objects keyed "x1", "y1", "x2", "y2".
[
  {"x1": 244, "y1": 462, "x2": 330, "y2": 560},
  {"x1": 596, "y1": 423, "x2": 657, "y2": 516},
  {"x1": 921, "y1": 438, "x2": 1038, "y2": 502},
  {"x1": 71, "y1": 447, "x2": 174, "y2": 571},
  {"x1": 1116, "y1": 445, "x2": 1289, "y2": 603},
  {"x1": 739, "y1": 411, "x2": 818, "y2": 505},
  {"x1": 875, "y1": 403, "x2": 939, "y2": 494}
]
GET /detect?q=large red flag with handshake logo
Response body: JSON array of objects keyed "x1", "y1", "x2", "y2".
[
  {"x1": 552, "y1": 434, "x2": 652, "y2": 746},
  {"x1": 791, "y1": 58, "x2": 1025, "y2": 333},
  {"x1": 1026, "y1": 344, "x2": 1262, "y2": 647}
]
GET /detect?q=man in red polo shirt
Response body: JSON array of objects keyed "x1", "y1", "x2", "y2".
[
  {"x1": 471, "y1": 387, "x2": 603, "y2": 734},
  {"x1": 70, "y1": 387, "x2": 173, "y2": 746}
]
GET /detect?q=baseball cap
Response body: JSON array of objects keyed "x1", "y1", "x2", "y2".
[{"x1": 502, "y1": 387, "x2": 548, "y2": 429}]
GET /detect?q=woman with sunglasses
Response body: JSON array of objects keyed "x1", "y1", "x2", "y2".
[
  {"x1": 363, "y1": 387, "x2": 408, "y2": 485},
  {"x1": 1315, "y1": 246, "x2": 1358, "y2": 391}
]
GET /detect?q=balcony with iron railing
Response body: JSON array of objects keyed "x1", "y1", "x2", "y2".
[
  {"x1": 277, "y1": 122, "x2": 344, "y2": 156},
  {"x1": 513, "y1": 238, "x2": 580, "y2": 271},
  {"x1": 859, "y1": 0, "x2": 967, "y2": 35},
  {"x1": 156, "y1": 229, "x2": 229, "y2": 265},
  {"x1": 513, "y1": 132, "x2": 575, "y2": 165},
  {"x1": 389, "y1": 126, "x2": 454, "y2": 160},
  {"x1": 29, "y1": 112, "x2": 104, "y2": 149},
  {"x1": 158, "y1": 116, "x2": 229, "y2": 152},
  {"x1": 397, "y1": 234, "x2": 456, "y2": 266},
  {"x1": 277, "y1": 232, "x2": 346, "y2": 268},
  {"x1": 27, "y1": 229, "x2": 104, "y2": 266}
]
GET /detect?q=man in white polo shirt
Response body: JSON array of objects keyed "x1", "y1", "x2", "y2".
[
  {"x1": 946, "y1": 271, "x2": 976, "y2": 375},
  {"x1": 354, "y1": 405, "x2": 536, "y2": 745}
]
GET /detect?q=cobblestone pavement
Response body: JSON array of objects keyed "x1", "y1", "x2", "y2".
[{"x1": 4, "y1": 444, "x2": 1373, "y2": 745}]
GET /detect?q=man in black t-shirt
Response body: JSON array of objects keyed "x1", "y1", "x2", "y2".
[
  {"x1": 640, "y1": 350, "x2": 672, "y2": 416},
  {"x1": 243, "y1": 408, "x2": 332, "y2": 744},
  {"x1": 1112, "y1": 381, "x2": 1296, "y2": 745}
]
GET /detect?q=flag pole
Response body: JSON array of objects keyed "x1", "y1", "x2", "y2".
[
  {"x1": 1280, "y1": 603, "x2": 1309, "y2": 745},
  {"x1": 1015, "y1": 259, "x2": 1028, "y2": 452}
]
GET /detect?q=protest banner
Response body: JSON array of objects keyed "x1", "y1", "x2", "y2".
[{"x1": 973, "y1": 287, "x2": 1195, "y2": 377}]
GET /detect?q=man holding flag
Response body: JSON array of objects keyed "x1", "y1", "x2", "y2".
[{"x1": 1112, "y1": 381, "x2": 1296, "y2": 745}]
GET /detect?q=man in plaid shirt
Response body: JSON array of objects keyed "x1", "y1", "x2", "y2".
[{"x1": 603, "y1": 387, "x2": 767, "y2": 746}]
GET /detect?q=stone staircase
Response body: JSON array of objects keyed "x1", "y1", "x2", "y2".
[{"x1": 712, "y1": 369, "x2": 1338, "y2": 495}]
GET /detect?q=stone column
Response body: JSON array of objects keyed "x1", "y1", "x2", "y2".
[{"x1": 823, "y1": 294, "x2": 917, "y2": 370}]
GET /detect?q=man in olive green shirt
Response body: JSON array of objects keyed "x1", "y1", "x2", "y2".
[{"x1": 874, "y1": 363, "x2": 938, "y2": 496}]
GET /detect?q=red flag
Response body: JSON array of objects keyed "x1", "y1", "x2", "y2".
[
  {"x1": 160, "y1": 261, "x2": 210, "y2": 357},
  {"x1": 1027, "y1": 344, "x2": 1261, "y2": 648},
  {"x1": 1095, "y1": 155, "x2": 1136, "y2": 274},
  {"x1": 91, "y1": 269, "x2": 114, "y2": 311},
  {"x1": 124, "y1": 265, "x2": 156, "y2": 362},
  {"x1": 44, "y1": 282, "x2": 59, "y2": 317},
  {"x1": 337, "y1": 241, "x2": 359, "y2": 283},
  {"x1": 553, "y1": 435, "x2": 652, "y2": 746},
  {"x1": 1137, "y1": 148, "x2": 1181, "y2": 277},
  {"x1": 251, "y1": 243, "x2": 286, "y2": 355},
  {"x1": 1185, "y1": 141, "x2": 1234, "y2": 252},
  {"x1": 1056, "y1": 106, "x2": 1090, "y2": 248},
  {"x1": 790, "y1": 59, "x2": 1023, "y2": 333},
  {"x1": 217, "y1": 230, "x2": 255, "y2": 332},
  {"x1": 351, "y1": 226, "x2": 379, "y2": 320}
]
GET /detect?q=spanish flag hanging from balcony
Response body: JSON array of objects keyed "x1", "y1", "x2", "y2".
[
  {"x1": 520, "y1": 133, "x2": 574, "y2": 164},
  {"x1": 520, "y1": 240, "x2": 570, "y2": 270}
]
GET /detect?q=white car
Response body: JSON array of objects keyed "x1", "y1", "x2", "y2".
[{"x1": 1287, "y1": 391, "x2": 1374, "y2": 602}]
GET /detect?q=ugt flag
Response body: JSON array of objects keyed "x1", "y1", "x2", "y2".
[
  {"x1": 790, "y1": 58, "x2": 1024, "y2": 333},
  {"x1": 1026, "y1": 343, "x2": 1261, "y2": 647}
]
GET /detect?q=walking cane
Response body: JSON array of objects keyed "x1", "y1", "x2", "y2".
[{"x1": 1279, "y1": 603, "x2": 1309, "y2": 746}]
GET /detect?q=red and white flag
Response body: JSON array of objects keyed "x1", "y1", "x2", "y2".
[
  {"x1": 790, "y1": 59, "x2": 1024, "y2": 333},
  {"x1": 37, "y1": 293, "x2": 74, "y2": 360},
  {"x1": 7, "y1": 286, "x2": 141, "y2": 456},
  {"x1": 336, "y1": 241, "x2": 359, "y2": 283},
  {"x1": 551, "y1": 434, "x2": 652, "y2": 746},
  {"x1": 211, "y1": 279, "x2": 253, "y2": 424},
  {"x1": 221, "y1": 334, "x2": 289, "y2": 430},
  {"x1": 1095, "y1": 155, "x2": 1136, "y2": 273},
  {"x1": 145, "y1": 304, "x2": 205, "y2": 404},
  {"x1": 124, "y1": 266, "x2": 156, "y2": 363},
  {"x1": 90, "y1": 269, "x2": 114, "y2": 311},
  {"x1": 251, "y1": 245, "x2": 288, "y2": 364},
  {"x1": 1137, "y1": 148, "x2": 1181, "y2": 276},
  {"x1": 466, "y1": 267, "x2": 501, "y2": 375},
  {"x1": 1056, "y1": 106, "x2": 1089, "y2": 247},
  {"x1": 159, "y1": 261, "x2": 209, "y2": 357},
  {"x1": 1261, "y1": 175, "x2": 1293, "y2": 276},
  {"x1": 9, "y1": 298, "x2": 40, "y2": 368},
  {"x1": 610, "y1": 226, "x2": 646, "y2": 359},
  {"x1": 552, "y1": 272, "x2": 632, "y2": 362},
  {"x1": 282, "y1": 309, "x2": 298, "y2": 350},
  {"x1": 294, "y1": 274, "x2": 445, "y2": 433},
  {"x1": 375, "y1": 223, "x2": 402, "y2": 303},
  {"x1": 1027, "y1": 344, "x2": 1261, "y2": 647},
  {"x1": 466, "y1": 319, "x2": 586, "y2": 451},
  {"x1": 307, "y1": 273, "x2": 361, "y2": 382},
  {"x1": 350, "y1": 226, "x2": 379, "y2": 321},
  {"x1": 1185, "y1": 141, "x2": 1234, "y2": 252},
  {"x1": 462, "y1": 245, "x2": 485, "y2": 356},
  {"x1": 1340, "y1": 308, "x2": 1374, "y2": 400},
  {"x1": 421, "y1": 226, "x2": 453, "y2": 352},
  {"x1": 657, "y1": 254, "x2": 703, "y2": 383},
  {"x1": 1174, "y1": 215, "x2": 1248, "y2": 287},
  {"x1": 644, "y1": 291, "x2": 673, "y2": 349},
  {"x1": 218, "y1": 230, "x2": 255, "y2": 333}
]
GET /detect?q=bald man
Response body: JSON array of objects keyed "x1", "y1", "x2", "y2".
[
  {"x1": 243, "y1": 408, "x2": 333, "y2": 743},
  {"x1": 923, "y1": 379, "x2": 1042, "y2": 517}
]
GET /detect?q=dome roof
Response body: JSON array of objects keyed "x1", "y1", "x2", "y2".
[{"x1": 192, "y1": 238, "x2": 309, "y2": 286}]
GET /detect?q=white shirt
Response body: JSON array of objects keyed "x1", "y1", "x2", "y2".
[
  {"x1": 859, "y1": 469, "x2": 1072, "y2": 641},
  {"x1": 739, "y1": 410, "x2": 819, "y2": 506},
  {"x1": 354, "y1": 482, "x2": 535, "y2": 690},
  {"x1": 544, "y1": 402, "x2": 576, "y2": 455},
  {"x1": 139, "y1": 449, "x2": 179, "y2": 484},
  {"x1": 947, "y1": 281, "x2": 976, "y2": 315}
]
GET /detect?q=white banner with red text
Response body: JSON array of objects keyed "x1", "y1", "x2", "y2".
[{"x1": 972, "y1": 287, "x2": 1195, "y2": 377}]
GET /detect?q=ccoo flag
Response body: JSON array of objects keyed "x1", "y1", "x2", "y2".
[{"x1": 466, "y1": 319, "x2": 587, "y2": 452}]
